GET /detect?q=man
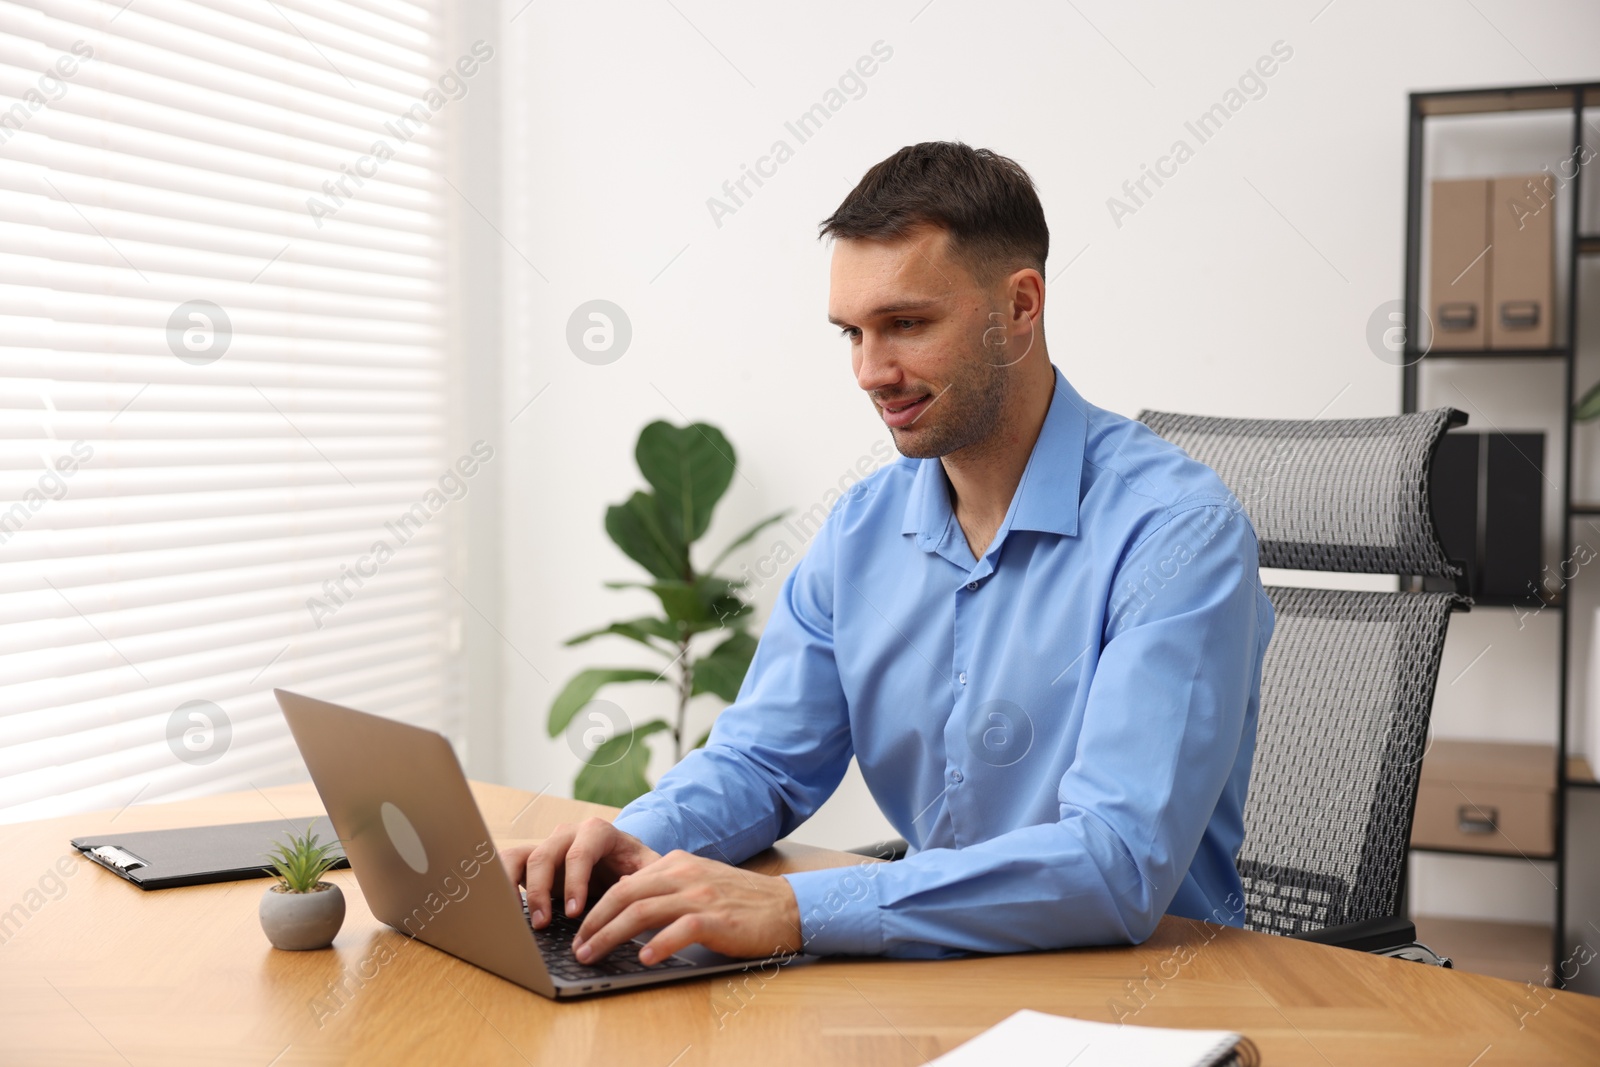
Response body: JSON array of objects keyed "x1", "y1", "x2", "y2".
[{"x1": 501, "y1": 142, "x2": 1274, "y2": 965}]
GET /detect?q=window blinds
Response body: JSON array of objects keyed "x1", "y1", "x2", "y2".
[{"x1": 0, "y1": 0, "x2": 463, "y2": 824}]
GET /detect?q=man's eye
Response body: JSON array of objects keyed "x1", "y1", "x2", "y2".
[
  {"x1": 839, "y1": 326, "x2": 859, "y2": 340},
  {"x1": 894, "y1": 319, "x2": 918, "y2": 330}
]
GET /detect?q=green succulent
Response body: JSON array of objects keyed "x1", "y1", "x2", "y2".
[{"x1": 265, "y1": 823, "x2": 342, "y2": 893}]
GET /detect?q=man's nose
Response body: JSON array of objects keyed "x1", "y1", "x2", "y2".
[{"x1": 854, "y1": 336, "x2": 900, "y2": 394}]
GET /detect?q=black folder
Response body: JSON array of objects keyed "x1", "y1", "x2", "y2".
[{"x1": 70, "y1": 816, "x2": 350, "y2": 890}]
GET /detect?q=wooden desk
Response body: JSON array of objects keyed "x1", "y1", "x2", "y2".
[{"x1": 1, "y1": 783, "x2": 1595, "y2": 1065}]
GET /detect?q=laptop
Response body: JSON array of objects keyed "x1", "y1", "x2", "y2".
[{"x1": 274, "y1": 688, "x2": 805, "y2": 998}]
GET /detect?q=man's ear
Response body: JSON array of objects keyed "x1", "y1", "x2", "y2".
[
  {"x1": 984, "y1": 271, "x2": 1041, "y2": 369},
  {"x1": 1008, "y1": 267, "x2": 1045, "y2": 329}
]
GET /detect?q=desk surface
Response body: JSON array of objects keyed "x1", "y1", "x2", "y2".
[{"x1": 1, "y1": 782, "x2": 1595, "y2": 1065}]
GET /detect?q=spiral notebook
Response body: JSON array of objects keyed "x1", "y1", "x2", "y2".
[
  {"x1": 930, "y1": 1009, "x2": 1257, "y2": 1067},
  {"x1": 70, "y1": 816, "x2": 348, "y2": 890}
]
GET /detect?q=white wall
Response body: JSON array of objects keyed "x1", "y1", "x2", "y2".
[{"x1": 473, "y1": 0, "x2": 1600, "y2": 936}]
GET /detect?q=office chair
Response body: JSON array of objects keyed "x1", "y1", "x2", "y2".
[
  {"x1": 1135, "y1": 406, "x2": 1468, "y2": 964},
  {"x1": 847, "y1": 406, "x2": 1467, "y2": 965}
]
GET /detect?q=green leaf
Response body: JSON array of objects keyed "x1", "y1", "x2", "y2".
[
  {"x1": 635, "y1": 421, "x2": 736, "y2": 547},
  {"x1": 604, "y1": 576, "x2": 749, "y2": 630},
  {"x1": 564, "y1": 617, "x2": 678, "y2": 654},
  {"x1": 605, "y1": 491, "x2": 689, "y2": 580},
  {"x1": 547, "y1": 667, "x2": 662, "y2": 738},
  {"x1": 1577, "y1": 380, "x2": 1600, "y2": 422},
  {"x1": 573, "y1": 720, "x2": 673, "y2": 807},
  {"x1": 691, "y1": 630, "x2": 759, "y2": 702},
  {"x1": 705, "y1": 509, "x2": 790, "y2": 573},
  {"x1": 703, "y1": 596, "x2": 751, "y2": 632},
  {"x1": 603, "y1": 579, "x2": 700, "y2": 623}
]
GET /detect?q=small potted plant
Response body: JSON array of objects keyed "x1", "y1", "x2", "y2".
[{"x1": 258, "y1": 823, "x2": 346, "y2": 951}]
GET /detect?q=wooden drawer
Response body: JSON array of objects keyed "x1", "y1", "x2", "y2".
[{"x1": 1410, "y1": 740, "x2": 1556, "y2": 856}]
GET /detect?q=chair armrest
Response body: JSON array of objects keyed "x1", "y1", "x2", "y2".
[
  {"x1": 844, "y1": 837, "x2": 908, "y2": 861},
  {"x1": 1291, "y1": 915, "x2": 1416, "y2": 953}
]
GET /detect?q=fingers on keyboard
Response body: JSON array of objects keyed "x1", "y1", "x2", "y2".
[{"x1": 525, "y1": 900, "x2": 691, "y2": 978}]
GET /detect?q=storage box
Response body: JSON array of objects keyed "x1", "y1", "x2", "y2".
[
  {"x1": 1429, "y1": 178, "x2": 1490, "y2": 350},
  {"x1": 1488, "y1": 174, "x2": 1555, "y2": 349},
  {"x1": 1411, "y1": 739, "x2": 1556, "y2": 856}
]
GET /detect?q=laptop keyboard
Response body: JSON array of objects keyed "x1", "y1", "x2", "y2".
[{"x1": 522, "y1": 897, "x2": 696, "y2": 982}]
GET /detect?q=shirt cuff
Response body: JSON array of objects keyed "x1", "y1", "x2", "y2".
[
  {"x1": 783, "y1": 864, "x2": 886, "y2": 956},
  {"x1": 610, "y1": 808, "x2": 680, "y2": 857}
]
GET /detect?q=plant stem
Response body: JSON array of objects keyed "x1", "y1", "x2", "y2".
[{"x1": 674, "y1": 635, "x2": 692, "y2": 761}]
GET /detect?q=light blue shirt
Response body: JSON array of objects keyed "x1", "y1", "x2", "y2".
[{"x1": 613, "y1": 365, "x2": 1274, "y2": 958}]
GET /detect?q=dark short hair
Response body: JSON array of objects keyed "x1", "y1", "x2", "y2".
[{"x1": 818, "y1": 141, "x2": 1049, "y2": 287}]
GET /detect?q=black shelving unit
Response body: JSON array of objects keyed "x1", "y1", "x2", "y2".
[{"x1": 1401, "y1": 81, "x2": 1600, "y2": 985}]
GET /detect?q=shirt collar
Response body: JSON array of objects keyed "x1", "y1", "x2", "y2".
[{"x1": 900, "y1": 363, "x2": 1087, "y2": 545}]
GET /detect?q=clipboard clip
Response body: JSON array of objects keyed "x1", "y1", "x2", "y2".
[{"x1": 89, "y1": 845, "x2": 148, "y2": 872}]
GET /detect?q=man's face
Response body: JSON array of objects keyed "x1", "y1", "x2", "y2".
[{"x1": 828, "y1": 225, "x2": 1011, "y2": 460}]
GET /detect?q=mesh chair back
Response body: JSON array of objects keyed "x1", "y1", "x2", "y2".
[
  {"x1": 1138, "y1": 407, "x2": 1466, "y2": 936},
  {"x1": 1138, "y1": 409, "x2": 1462, "y2": 578},
  {"x1": 1239, "y1": 586, "x2": 1457, "y2": 933}
]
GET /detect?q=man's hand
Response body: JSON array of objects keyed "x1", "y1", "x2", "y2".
[
  {"x1": 499, "y1": 817, "x2": 661, "y2": 926},
  {"x1": 572, "y1": 849, "x2": 803, "y2": 966}
]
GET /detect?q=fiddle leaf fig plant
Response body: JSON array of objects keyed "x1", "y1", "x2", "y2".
[{"x1": 549, "y1": 420, "x2": 786, "y2": 807}]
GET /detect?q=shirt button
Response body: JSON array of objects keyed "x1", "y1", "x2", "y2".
[
  {"x1": 958, "y1": 671, "x2": 967, "y2": 685},
  {"x1": 949, "y1": 769, "x2": 964, "y2": 784},
  {"x1": 967, "y1": 581, "x2": 978, "y2": 591}
]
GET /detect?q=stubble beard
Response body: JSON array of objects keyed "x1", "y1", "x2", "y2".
[{"x1": 887, "y1": 328, "x2": 1012, "y2": 461}]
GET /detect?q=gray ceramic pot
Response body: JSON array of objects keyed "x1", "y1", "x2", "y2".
[{"x1": 260, "y1": 882, "x2": 345, "y2": 950}]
